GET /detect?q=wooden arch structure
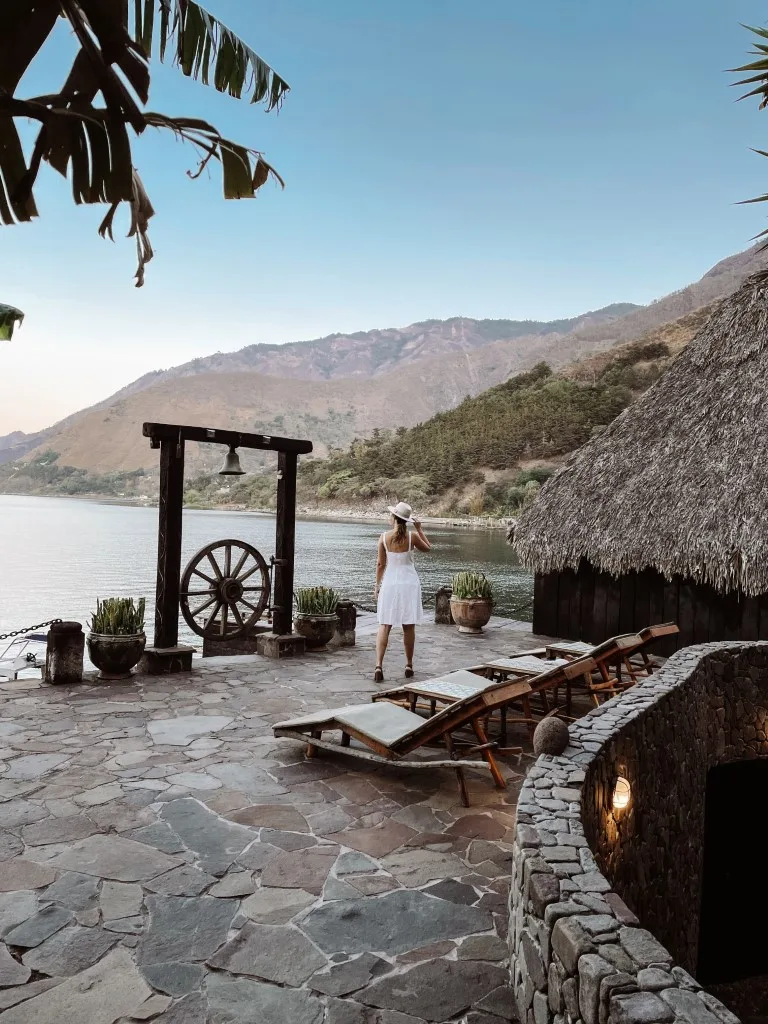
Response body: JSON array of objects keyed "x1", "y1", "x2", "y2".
[{"x1": 142, "y1": 421, "x2": 312, "y2": 671}]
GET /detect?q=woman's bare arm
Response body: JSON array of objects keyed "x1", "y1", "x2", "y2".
[
  {"x1": 411, "y1": 520, "x2": 431, "y2": 552},
  {"x1": 374, "y1": 537, "x2": 387, "y2": 599}
]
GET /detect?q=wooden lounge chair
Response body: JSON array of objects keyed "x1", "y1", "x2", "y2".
[
  {"x1": 375, "y1": 657, "x2": 596, "y2": 744},
  {"x1": 623, "y1": 623, "x2": 679, "y2": 678},
  {"x1": 273, "y1": 677, "x2": 533, "y2": 806}
]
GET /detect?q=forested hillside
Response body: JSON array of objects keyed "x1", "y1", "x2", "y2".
[{"x1": 182, "y1": 330, "x2": 678, "y2": 518}]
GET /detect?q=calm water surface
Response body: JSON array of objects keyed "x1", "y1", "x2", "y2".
[{"x1": 0, "y1": 495, "x2": 533, "y2": 646}]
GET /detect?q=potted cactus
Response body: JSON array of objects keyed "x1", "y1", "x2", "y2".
[
  {"x1": 449, "y1": 571, "x2": 494, "y2": 634},
  {"x1": 294, "y1": 587, "x2": 339, "y2": 650},
  {"x1": 87, "y1": 597, "x2": 146, "y2": 679}
]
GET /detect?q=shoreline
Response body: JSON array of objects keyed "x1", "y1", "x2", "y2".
[{"x1": 0, "y1": 492, "x2": 513, "y2": 531}]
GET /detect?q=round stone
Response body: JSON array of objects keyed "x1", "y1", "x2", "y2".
[{"x1": 533, "y1": 716, "x2": 570, "y2": 756}]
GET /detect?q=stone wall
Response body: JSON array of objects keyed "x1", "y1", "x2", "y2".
[{"x1": 509, "y1": 641, "x2": 768, "y2": 1024}]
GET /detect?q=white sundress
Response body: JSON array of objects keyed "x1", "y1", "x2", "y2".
[{"x1": 377, "y1": 531, "x2": 424, "y2": 626}]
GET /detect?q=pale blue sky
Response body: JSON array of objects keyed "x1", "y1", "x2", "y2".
[{"x1": 2, "y1": 0, "x2": 768, "y2": 432}]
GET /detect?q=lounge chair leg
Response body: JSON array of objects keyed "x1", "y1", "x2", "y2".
[
  {"x1": 471, "y1": 720, "x2": 506, "y2": 790},
  {"x1": 341, "y1": 732, "x2": 350, "y2": 747},
  {"x1": 307, "y1": 729, "x2": 321, "y2": 758},
  {"x1": 499, "y1": 707, "x2": 507, "y2": 747},
  {"x1": 444, "y1": 733, "x2": 471, "y2": 806},
  {"x1": 455, "y1": 767, "x2": 470, "y2": 807}
]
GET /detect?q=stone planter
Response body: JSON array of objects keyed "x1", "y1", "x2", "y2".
[
  {"x1": 87, "y1": 632, "x2": 146, "y2": 679},
  {"x1": 449, "y1": 597, "x2": 492, "y2": 634},
  {"x1": 293, "y1": 613, "x2": 338, "y2": 651}
]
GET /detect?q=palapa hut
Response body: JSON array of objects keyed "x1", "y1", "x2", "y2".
[{"x1": 513, "y1": 272, "x2": 768, "y2": 654}]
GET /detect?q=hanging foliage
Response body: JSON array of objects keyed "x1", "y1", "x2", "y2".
[
  {"x1": 0, "y1": 304, "x2": 24, "y2": 340},
  {"x1": 0, "y1": 1, "x2": 289, "y2": 285}
]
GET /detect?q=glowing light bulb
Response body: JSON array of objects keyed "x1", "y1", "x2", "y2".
[{"x1": 612, "y1": 776, "x2": 631, "y2": 810}]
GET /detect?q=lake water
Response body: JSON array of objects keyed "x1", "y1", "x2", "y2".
[{"x1": 0, "y1": 495, "x2": 533, "y2": 646}]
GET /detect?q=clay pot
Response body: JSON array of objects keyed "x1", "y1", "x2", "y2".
[
  {"x1": 294, "y1": 613, "x2": 338, "y2": 651},
  {"x1": 87, "y1": 632, "x2": 146, "y2": 679},
  {"x1": 449, "y1": 597, "x2": 493, "y2": 634}
]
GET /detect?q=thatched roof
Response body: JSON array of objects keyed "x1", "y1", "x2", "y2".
[{"x1": 514, "y1": 273, "x2": 768, "y2": 596}]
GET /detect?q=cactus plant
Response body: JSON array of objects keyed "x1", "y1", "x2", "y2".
[
  {"x1": 89, "y1": 597, "x2": 146, "y2": 636},
  {"x1": 450, "y1": 571, "x2": 493, "y2": 602},
  {"x1": 295, "y1": 587, "x2": 339, "y2": 615}
]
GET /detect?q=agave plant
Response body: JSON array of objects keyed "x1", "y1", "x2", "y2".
[
  {"x1": 295, "y1": 587, "x2": 340, "y2": 616},
  {"x1": 0, "y1": 2, "x2": 288, "y2": 285},
  {"x1": 89, "y1": 597, "x2": 146, "y2": 635},
  {"x1": 451, "y1": 571, "x2": 494, "y2": 602},
  {"x1": 0, "y1": 304, "x2": 24, "y2": 341}
]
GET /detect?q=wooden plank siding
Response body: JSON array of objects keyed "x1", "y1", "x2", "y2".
[{"x1": 533, "y1": 562, "x2": 768, "y2": 653}]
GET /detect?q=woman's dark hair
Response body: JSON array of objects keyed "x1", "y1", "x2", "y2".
[{"x1": 393, "y1": 514, "x2": 407, "y2": 544}]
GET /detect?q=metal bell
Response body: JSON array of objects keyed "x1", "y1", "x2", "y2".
[{"x1": 219, "y1": 445, "x2": 245, "y2": 475}]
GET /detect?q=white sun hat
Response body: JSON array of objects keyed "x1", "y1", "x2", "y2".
[{"x1": 387, "y1": 501, "x2": 415, "y2": 523}]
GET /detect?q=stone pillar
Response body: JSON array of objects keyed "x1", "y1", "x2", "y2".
[
  {"x1": 44, "y1": 621, "x2": 84, "y2": 684},
  {"x1": 435, "y1": 586, "x2": 454, "y2": 625},
  {"x1": 331, "y1": 601, "x2": 356, "y2": 647}
]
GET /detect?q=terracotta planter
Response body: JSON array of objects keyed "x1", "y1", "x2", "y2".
[
  {"x1": 294, "y1": 613, "x2": 338, "y2": 651},
  {"x1": 450, "y1": 597, "x2": 493, "y2": 634},
  {"x1": 87, "y1": 632, "x2": 146, "y2": 679}
]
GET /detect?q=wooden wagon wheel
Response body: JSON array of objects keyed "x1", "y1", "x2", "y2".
[{"x1": 180, "y1": 539, "x2": 271, "y2": 639}]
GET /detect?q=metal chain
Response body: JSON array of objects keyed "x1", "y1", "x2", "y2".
[{"x1": 0, "y1": 619, "x2": 62, "y2": 643}]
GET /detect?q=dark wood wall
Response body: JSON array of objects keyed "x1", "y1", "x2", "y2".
[{"x1": 533, "y1": 561, "x2": 768, "y2": 655}]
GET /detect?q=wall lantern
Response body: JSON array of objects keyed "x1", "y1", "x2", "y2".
[
  {"x1": 612, "y1": 776, "x2": 631, "y2": 810},
  {"x1": 219, "y1": 445, "x2": 245, "y2": 476}
]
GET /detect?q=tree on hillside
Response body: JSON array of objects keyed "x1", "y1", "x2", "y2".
[
  {"x1": 0, "y1": 2, "x2": 288, "y2": 285},
  {"x1": 0, "y1": 303, "x2": 24, "y2": 340}
]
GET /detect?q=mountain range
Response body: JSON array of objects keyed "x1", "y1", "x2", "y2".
[{"x1": 1, "y1": 244, "x2": 764, "y2": 487}]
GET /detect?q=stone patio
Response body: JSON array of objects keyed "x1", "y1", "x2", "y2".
[{"x1": 0, "y1": 616, "x2": 560, "y2": 1024}]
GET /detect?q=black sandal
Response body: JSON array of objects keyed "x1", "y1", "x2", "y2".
[
  {"x1": 374, "y1": 666, "x2": 384, "y2": 683},
  {"x1": 405, "y1": 664, "x2": 414, "y2": 679}
]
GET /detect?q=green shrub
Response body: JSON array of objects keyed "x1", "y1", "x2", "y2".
[
  {"x1": 451, "y1": 571, "x2": 493, "y2": 601},
  {"x1": 89, "y1": 597, "x2": 146, "y2": 635},
  {"x1": 295, "y1": 586, "x2": 339, "y2": 615}
]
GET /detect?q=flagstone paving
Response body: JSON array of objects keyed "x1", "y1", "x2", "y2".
[{"x1": 0, "y1": 617, "x2": 558, "y2": 1023}]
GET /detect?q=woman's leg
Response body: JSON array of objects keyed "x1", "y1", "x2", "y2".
[
  {"x1": 403, "y1": 624, "x2": 415, "y2": 667},
  {"x1": 376, "y1": 625, "x2": 392, "y2": 669}
]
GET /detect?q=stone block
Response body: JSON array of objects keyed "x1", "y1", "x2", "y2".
[
  {"x1": 529, "y1": 873, "x2": 561, "y2": 917},
  {"x1": 636, "y1": 968, "x2": 673, "y2": 991},
  {"x1": 331, "y1": 601, "x2": 357, "y2": 647},
  {"x1": 604, "y1": 893, "x2": 639, "y2": 926},
  {"x1": 609, "y1": 991, "x2": 674, "y2": 1024},
  {"x1": 617, "y1": 928, "x2": 672, "y2": 969},
  {"x1": 434, "y1": 587, "x2": 454, "y2": 625},
  {"x1": 551, "y1": 916, "x2": 594, "y2": 973},
  {"x1": 256, "y1": 632, "x2": 306, "y2": 659},
  {"x1": 658, "y1": 989, "x2": 721, "y2": 1024},
  {"x1": 202, "y1": 629, "x2": 269, "y2": 657},
  {"x1": 533, "y1": 989, "x2": 552, "y2": 1024},
  {"x1": 44, "y1": 621, "x2": 84, "y2": 684},
  {"x1": 548, "y1": 960, "x2": 565, "y2": 1014},
  {"x1": 139, "y1": 646, "x2": 194, "y2": 674},
  {"x1": 599, "y1": 974, "x2": 637, "y2": 1024},
  {"x1": 561, "y1": 977, "x2": 579, "y2": 1020},
  {"x1": 521, "y1": 930, "x2": 547, "y2": 990},
  {"x1": 578, "y1": 954, "x2": 614, "y2": 1024}
]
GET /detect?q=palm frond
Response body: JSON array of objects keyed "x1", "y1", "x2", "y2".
[
  {"x1": 0, "y1": 304, "x2": 24, "y2": 342},
  {"x1": 133, "y1": 0, "x2": 290, "y2": 109}
]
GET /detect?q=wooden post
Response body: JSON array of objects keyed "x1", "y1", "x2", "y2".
[
  {"x1": 273, "y1": 451, "x2": 297, "y2": 636},
  {"x1": 154, "y1": 436, "x2": 185, "y2": 649}
]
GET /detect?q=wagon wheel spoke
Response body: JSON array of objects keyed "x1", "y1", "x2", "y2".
[
  {"x1": 203, "y1": 600, "x2": 223, "y2": 634},
  {"x1": 220, "y1": 603, "x2": 228, "y2": 636},
  {"x1": 241, "y1": 585, "x2": 266, "y2": 593},
  {"x1": 224, "y1": 544, "x2": 232, "y2": 578},
  {"x1": 229, "y1": 602, "x2": 245, "y2": 629},
  {"x1": 191, "y1": 595, "x2": 218, "y2": 618},
  {"x1": 231, "y1": 547, "x2": 250, "y2": 579},
  {"x1": 240, "y1": 599, "x2": 260, "y2": 613},
  {"x1": 207, "y1": 553, "x2": 224, "y2": 580},
  {"x1": 193, "y1": 568, "x2": 217, "y2": 585},
  {"x1": 183, "y1": 589, "x2": 217, "y2": 598},
  {"x1": 237, "y1": 563, "x2": 263, "y2": 583}
]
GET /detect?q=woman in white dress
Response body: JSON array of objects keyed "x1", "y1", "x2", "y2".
[{"x1": 374, "y1": 501, "x2": 431, "y2": 682}]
